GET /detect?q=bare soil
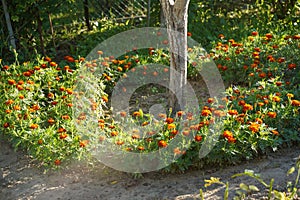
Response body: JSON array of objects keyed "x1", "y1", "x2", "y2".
[{"x1": 1, "y1": 138, "x2": 299, "y2": 200}]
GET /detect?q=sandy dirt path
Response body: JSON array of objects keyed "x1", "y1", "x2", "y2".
[{"x1": 1, "y1": 138, "x2": 299, "y2": 200}]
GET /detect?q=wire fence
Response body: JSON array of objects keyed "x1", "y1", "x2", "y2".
[{"x1": 89, "y1": 0, "x2": 151, "y2": 24}]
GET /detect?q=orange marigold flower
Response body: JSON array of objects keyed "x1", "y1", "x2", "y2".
[
  {"x1": 8, "y1": 79, "x2": 16, "y2": 85},
  {"x1": 218, "y1": 33, "x2": 225, "y2": 39},
  {"x1": 275, "y1": 81, "x2": 282, "y2": 86},
  {"x1": 278, "y1": 57, "x2": 285, "y2": 63},
  {"x1": 265, "y1": 33, "x2": 273, "y2": 39},
  {"x1": 255, "y1": 118, "x2": 263, "y2": 124},
  {"x1": 137, "y1": 146, "x2": 145, "y2": 151},
  {"x1": 120, "y1": 111, "x2": 127, "y2": 117},
  {"x1": 167, "y1": 123, "x2": 176, "y2": 130},
  {"x1": 61, "y1": 115, "x2": 70, "y2": 120},
  {"x1": 264, "y1": 99, "x2": 269, "y2": 104},
  {"x1": 66, "y1": 88, "x2": 73, "y2": 95},
  {"x1": 59, "y1": 133, "x2": 68, "y2": 139},
  {"x1": 171, "y1": 130, "x2": 178, "y2": 135},
  {"x1": 50, "y1": 61, "x2": 57, "y2": 67},
  {"x1": 102, "y1": 96, "x2": 108, "y2": 102},
  {"x1": 271, "y1": 130, "x2": 279, "y2": 136},
  {"x1": 142, "y1": 121, "x2": 149, "y2": 126},
  {"x1": 111, "y1": 131, "x2": 118, "y2": 137},
  {"x1": 182, "y1": 130, "x2": 190, "y2": 136},
  {"x1": 223, "y1": 130, "x2": 233, "y2": 139},
  {"x1": 213, "y1": 110, "x2": 226, "y2": 117},
  {"x1": 249, "y1": 123, "x2": 260, "y2": 133},
  {"x1": 13, "y1": 105, "x2": 21, "y2": 110},
  {"x1": 44, "y1": 56, "x2": 52, "y2": 62},
  {"x1": 67, "y1": 103, "x2": 73, "y2": 107},
  {"x1": 158, "y1": 140, "x2": 167, "y2": 148},
  {"x1": 267, "y1": 111, "x2": 277, "y2": 118},
  {"x1": 48, "y1": 93, "x2": 54, "y2": 98},
  {"x1": 79, "y1": 140, "x2": 89, "y2": 148},
  {"x1": 133, "y1": 111, "x2": 141, "y2": 117},
  {"x1": 286, "y1": 93, "x2": 294, "y2": 98},
  {"x1": 272, "y1": 96, "x2": 280, "y2": 102},
  {"x1": 201, "y1": 109, "x2": 211, "y2": 117},
  {"x1": 254, "y1": 47, "x2": 260, "y2": 52},
  {"x1": 131, "y1": 134, "x2": 140, "y2": 139},
  {"x1": 252, "y1": 51, "x2": 259, "y2": 57},
  {"x1": 116, "y1": 140, "x2": 124, "y2": 145},
  {"x1": 207, "y1": 98, "x2": 214, "y2": 103},
  {"x1": 54, "y1": 159, "x2": 61, "y2": 166},
  {"x1": 288, "y1": 63, "x2": 296, "y2": 70},
  {"x1": 31, "y1": 104, "x2": 39, "y2": 110},
  {"x1": 238, "y1": 100, "x2": 246, "y2": 106},
  {"x1": 227, "y1": 136, "x2": 237, "y2": 143},
  {"x1": 194, "y1": 135, "x2": 202, "y2": 142},
  {"x1": 57, "y1": 127, "x2": 66, "y2": 133},
  {"x1": 99, "y1": 136, "x2": 106, "y2": 142},
  {"x1": 173, "y1": 147, "x2": 182, "y2": 155},
  {"x1": 3, "y1": 65, "x2": 9, "y2": 70},
  {"x1": 3, "y1": 122, "x2": 10, "y2": 128},
  {"x1": 228, "y1": 110, "x2": 238, "y2": 115},
  {"x1": 259, "y1": 72, "x2": 266, "y2": 78},
  {"x1": 30, "y1": 124, "x2": 38, "y2": 129},
  {"x1": 48, "y1": 118, "x2": 55, "y2": 124},
  {"x1": 291, "y1": 100, "x2": 300, "y2": 107},
  {"x1": 23, "y1": 71, "x2": 32, "y2": 77},
  {"x1": 243, "y1": 103, "x2": 253, "y2": 111},
  {"x1": 158, "y1": 113, "x2": 167, "y2": 118},
  {"x1": 252, "y1": 31, "x2": 258, "y2": 36},
  {"x1": 17, "y1": 80, "x2": 24, "y2": 85},
  {"x1": 177, "y1": 111, "x2": 184, "y2": 117},
  {"x1": 165, "y1": 117, "x2": 174, "y2": 124},
  {"x1": 293, "y1": 35, "x2": 300, "y2": 40},
  {"x1": 16, "y1": 85, "x2": 23, "y2": 91}
]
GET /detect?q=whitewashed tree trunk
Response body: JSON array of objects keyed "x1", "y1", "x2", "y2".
[{"x1": 160, "y1": 0, "x2": 190, "y2": 113}]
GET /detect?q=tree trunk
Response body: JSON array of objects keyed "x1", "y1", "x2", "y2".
[
  {"x1": 48, "y1": 12, "x2": 57, "y2": 54},
  {"x1": 1, "y1": 0, "x2": 16, "y2": 49},
  {"x1": 36, "y1": 10, "x2": 45, "y2": 56},
  {"x1": 84, "y1": 0, "x2": 92, "y2": 31},
  {"x1": 160, "y1": 0, "x2": 190, "y2": 113}
]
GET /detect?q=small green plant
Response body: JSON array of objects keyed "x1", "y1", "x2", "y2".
[{"x1": 201, "y1": 158, "x2": 300, "y2": 200}]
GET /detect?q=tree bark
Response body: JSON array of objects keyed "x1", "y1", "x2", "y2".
[
  {"x1": 160, "y1": 0, "x2": 190, "y2": 113},
  {"x1": 84, "y1": 0, "x2": 92, "y2": 31},
  {"x1": 1, "y1": 0, "x2": 16, "y2": 49},
  {"x1": 48, "y1": 12, "x2": 57, "y2": 54},
  {"x1": 36, "y1": 9, "x2": 45, "y2": 56}
]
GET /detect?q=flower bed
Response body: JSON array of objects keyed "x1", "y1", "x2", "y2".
[{"x1": 0, "y1": 32, "x2": 299, "y2": 171}]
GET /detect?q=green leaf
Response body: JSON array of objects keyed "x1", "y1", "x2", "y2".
[
  {"x1": 249, "y1": 185, "x2": 260, "y2": 192},
  {"x1": 273, "y1": 190, "x2": 286, "y2": 200},
  {"x1": 287, "y1": 167, "x2": 295, "y2": 175},
  {"x1": 11, "y1": 16, "x2": 19, "y2": 22},
  {"x1": 204, "y1": 177, "x2": 223, "y2": 187},
  {"x1": 239, "y1": 183, "x2": 249, "y2": 191}
]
